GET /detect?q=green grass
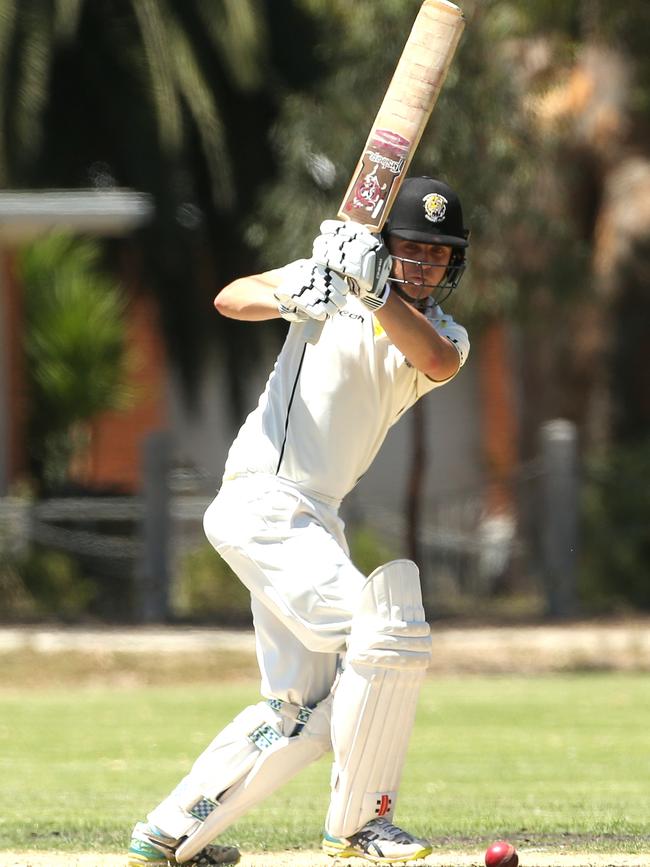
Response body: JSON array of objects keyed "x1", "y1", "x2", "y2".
[{"x1": 1, "y1": 674, "x2": 649, "y2": 854}]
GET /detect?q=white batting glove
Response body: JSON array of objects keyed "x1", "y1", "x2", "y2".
[
  {"x1": 274, "y1": 260, "x2": 312, "y2": 322},
  {"x1": 277, "y1": 303, "x2": 310, "y2": 322},
  {"x1": 312, "y1": 220, "x2": 392, "y2": 311},
  {"x1": 274, "y1": 258, "x2": 349, "y2": 322}
]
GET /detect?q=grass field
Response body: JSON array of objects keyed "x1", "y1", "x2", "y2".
[{"x1": 1, "y1": 666, "x2": 650, "y2": 859}]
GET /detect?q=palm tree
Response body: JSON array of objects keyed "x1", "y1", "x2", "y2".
[
  {"x1": 0, "y1": 0, "x2": 318, "y2": 409},
  {"x1": 0, "y1": 0, "x2": 267, "y2": 196}
]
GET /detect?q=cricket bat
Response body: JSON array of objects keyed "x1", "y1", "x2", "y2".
[{"x1": 304, "y1": 0, "x2": 465, "y2": 344}]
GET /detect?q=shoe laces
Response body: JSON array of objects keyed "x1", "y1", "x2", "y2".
[{"x1": 352, "y1": 817, "x2": 419, "y2": 846}]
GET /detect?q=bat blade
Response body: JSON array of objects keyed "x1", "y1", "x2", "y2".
[
  {"x1": 304, "y1": 0, "x2": 465, "y2": 345},
  {"x1": 338, "y1": 0, "x2": 465, "y2": 231}
]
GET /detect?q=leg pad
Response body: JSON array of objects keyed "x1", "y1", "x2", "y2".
[{"x1": 326, "y1": 560, "x2": 431, "y2": 838}]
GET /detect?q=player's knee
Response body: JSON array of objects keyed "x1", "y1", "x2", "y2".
[
  {"x1": 203, "y1": 494, "x2": 239, "y2": 551},
  {"x1": 274, "y1": 694, "x2": 333, "y2": 752},
  {"x1": 347, "y1": 559, "x2": 432, "y2": 669},
  {"x1": 221, "y1": 695, "x2": 332, "y2": 753}
]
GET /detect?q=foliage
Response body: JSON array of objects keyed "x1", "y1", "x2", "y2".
[
  {"x1": 0, "y1": 545, "x2": 95, "y2": 620},
  {"x1": 580, "y1": 440, "x2": 650, "y2": 610},
  {"x1": 0, "y1": 0, "x2": 266, "y2": 199},
  {"x1": 172, "y1": 543, "x2": 252, "y2": 624},
  {"x1": 347, "y1": 525, "x2": 399, "y2": 577},
  {"x1": 0, "y1": 0, "x2": 305, "y2": 398},
  {"x1": 0, "y1": 559, "x2": 35, "y2": 620},
  {"x1": 4, "y1": 0, "x2": 646, "y2": 424},
  {"x1": 249, "y1": 0, "x2": 650, "y2": 458},
  {"x1": 3, "y1": 0, "x2": 649, "y2": 584},
  {"x1": 248, "y1": 0, "x2": 564, "y2": 324},
  {"x1": 20, "y1": 232, "x2": 131, "y2": 490}
]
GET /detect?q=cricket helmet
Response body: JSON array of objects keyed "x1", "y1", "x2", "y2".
[{"x1": 383, "y1": 176, "x2": 469, "y2": 304}]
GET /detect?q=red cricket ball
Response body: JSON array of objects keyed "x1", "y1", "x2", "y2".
[{"x1": 485, "y1": 841, "x2": 519, "y2": 867}]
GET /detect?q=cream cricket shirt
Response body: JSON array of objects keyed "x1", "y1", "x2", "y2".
[{"x1": 223, "y1": 293, "x2": 469, "y2": 507}]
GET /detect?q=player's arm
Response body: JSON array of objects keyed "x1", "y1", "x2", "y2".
[
  {"x1": 374, "y1": 293, "x2": 461, "y2": 381},
  {"x1": 214, "y1": 270, "x2": 283, "y2": 321}
]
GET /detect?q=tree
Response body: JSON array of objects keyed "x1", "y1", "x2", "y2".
[
  {"x1": 246, "y1": 1, "x2": 650, "y2": 600},
  {"x1": 502, "y1": 1, "x2": 650, "y2": 453},
  {"x1": 20, "y1": 232, "x2": 131, "y2": 492},
  {"x1": 0, "y1": 0, "x2": 320, "y2": 411},
  {"x1": 249, "y1": 0, "x2": 545, "y2": 553}
]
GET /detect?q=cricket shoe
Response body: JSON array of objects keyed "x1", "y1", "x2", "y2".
[
  {"x1": 322, "y1": 817, "x2": 432, "y2": 864},
  {"x1": 128, "y1": 821, "x2": 240, "y2": 867}
]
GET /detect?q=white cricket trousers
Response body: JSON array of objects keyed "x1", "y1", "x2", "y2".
[{"x1": 203, "y1": 473, "x2": 366, "y2": 708}]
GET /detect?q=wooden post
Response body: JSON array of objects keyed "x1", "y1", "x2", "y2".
[
  {"x1": 539, "y1": 419, "x2": 579, "y2": 618},
  {"x1": 139, "y1": 430, "x2": 172, "y2": 622},
  {"x1": 0, "y1": 251, "x2": 9, "y2": 496},
  {"x1": 405, "y1": 399, "x2": 426, "y2": 566}
]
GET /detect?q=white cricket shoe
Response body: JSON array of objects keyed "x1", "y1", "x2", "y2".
[
  {"x1": 322, "y1": 817, "x2": 433, "y2": 864},
  {"x1": 128, "y1": 821, "x2": 240, "y2": 867}
]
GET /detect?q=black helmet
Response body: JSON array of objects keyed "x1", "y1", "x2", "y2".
[
  {"x1": 383, "y1": 176, "x2": 469, "y2": 304},
  {"x1": 384, "y1": 177, "x2": 469, "y2": 247}
]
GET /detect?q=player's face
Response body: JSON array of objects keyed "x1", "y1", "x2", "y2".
[{"x1": 387, "y1": 237, "x2": 453, "y2": 301}]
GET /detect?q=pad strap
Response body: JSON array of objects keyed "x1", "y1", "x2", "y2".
[{"x1": 148, "y1": 696, "x2": 332, "y2": 863}]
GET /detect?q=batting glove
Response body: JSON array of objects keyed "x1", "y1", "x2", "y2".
[
  {"x1": 277, "y1": 302, "x2": 310, "y2": 322},
  {"x1": 274, "y1": 258, "x2": 349, "y2": 322},
  {"x1": 312, "y1": 220, "x2": 392, "y2": 311}
]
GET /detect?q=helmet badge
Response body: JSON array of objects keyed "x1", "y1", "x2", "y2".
[{"x1": 422, "y1": 193, "x2": 447, "y2": 223}]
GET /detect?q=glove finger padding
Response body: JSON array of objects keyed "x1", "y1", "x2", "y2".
[
  {"x1": 298, "y1": 265, "x2": 348, "y2": 320},
  {"x1": 275, "y1": 260, "x2": 348, "y2": 322},
  {"x1": 312, "y1": 221, "x2": 392, "y2": 304},
  {"x1": 274, "y1": 259, "x2": 317, "y2": 322}
]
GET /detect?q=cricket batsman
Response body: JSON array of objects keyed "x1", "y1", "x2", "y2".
[{"x1": 128, "y1": 176, "x2": 471, "y2": 866}]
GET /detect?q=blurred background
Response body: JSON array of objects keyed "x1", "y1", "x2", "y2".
[{"x1": 1, "y1": 0, "x2": 649, "y2": 626}]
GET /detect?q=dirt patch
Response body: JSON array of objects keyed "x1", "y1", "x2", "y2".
[
  {"x1": 0, "y1": 627, "x2": 256, "y2": 655},
  {"x1": 2, "y1": 621, "x2": 650, "y2": 686},
  {"x1": 1, "y1": 851, "x2": 649, "y2": 867},
  {"x1": 425, "y1": 621, "x2": 650, "y2": 673}
]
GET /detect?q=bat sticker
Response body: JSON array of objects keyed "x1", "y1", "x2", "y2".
[{"x1": 344, "y1": 129, "x2": 411, "y2": 227}]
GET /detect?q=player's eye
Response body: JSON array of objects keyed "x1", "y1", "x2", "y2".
[{"x1": 427, "y1": 248, "x2": 450, "y2": 264}]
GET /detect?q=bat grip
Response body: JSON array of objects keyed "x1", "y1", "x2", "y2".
[{"x1": 303, "y1": 317, "x2": 325, "y2": 345}]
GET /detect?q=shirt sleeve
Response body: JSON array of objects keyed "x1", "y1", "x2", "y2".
[
  {"x1": 415, "y1": 306, "x2": 470, "y2": 396},
  {"x1": 429, "y1": 308, "x2": 470, "y2": 367}
]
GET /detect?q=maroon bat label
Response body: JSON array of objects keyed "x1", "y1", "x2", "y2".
[{"x1": 343, "y1": 129, "x2": 411, "y2": 229}]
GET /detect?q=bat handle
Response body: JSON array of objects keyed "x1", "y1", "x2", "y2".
[{"x1": 303, "y1": 317, "x2": 325, "y2": 345}]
